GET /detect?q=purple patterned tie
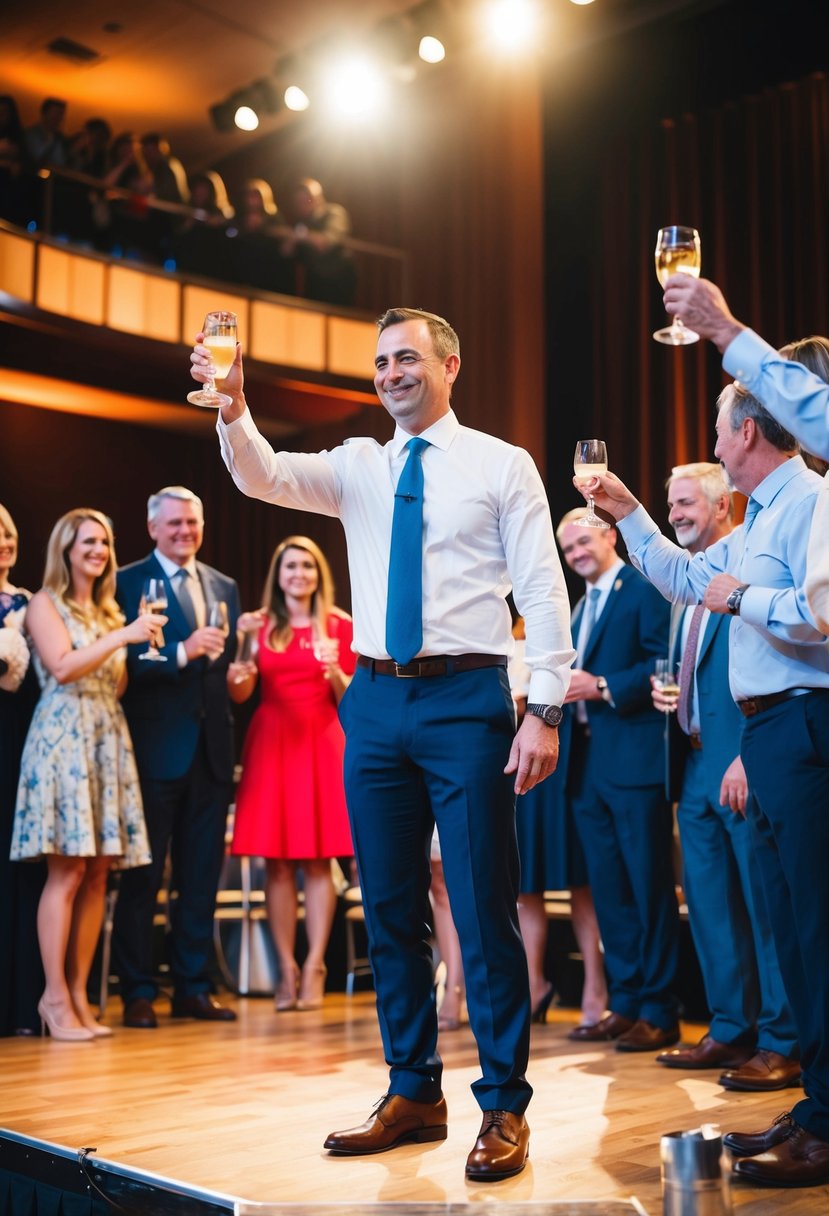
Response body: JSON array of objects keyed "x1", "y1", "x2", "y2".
[{"x1": 676, "y1": 603, "x2": 706, "y2": 735}]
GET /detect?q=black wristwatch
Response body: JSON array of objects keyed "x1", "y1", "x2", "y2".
[
  {"x1": 726, "y1": 583, "x2": 750, "y2": 615},
  {"x1": 526, "y1": 703, "x2": 563, "y2": 728}
]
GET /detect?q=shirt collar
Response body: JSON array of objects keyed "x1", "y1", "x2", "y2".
[
  {"x1": 390, "y1": 408, "x2": 459, "y2": 457},
  {"x1": 590, "y1": 557, "x2": 625, "y2": 596},
  {"x1": 154, "y1": 549, "x2": 197, "y2": 580},
  {"x1": 749, "y1": 455, "x2": 806, "y2": 511}
]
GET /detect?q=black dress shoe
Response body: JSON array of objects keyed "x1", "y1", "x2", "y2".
[
  {"x1": 616, "y1": 1019, "x2": 680, "y2": 1052},
  {"x1": 567, "y1": 1012, "x2": 634, "y2": 1042},
  {"x1": 123, "y1": 998, "x2": 158, "y2": 1029},
  {"x1": 724, "y1": 1111, "x2": 795, "y2": 1158},
  {"x1": 171, "y1": 993, "x2": 237, "y2": 1021},
  {"x1": 657, "y1": 1033, "x2": 755, "y2": 1070}
]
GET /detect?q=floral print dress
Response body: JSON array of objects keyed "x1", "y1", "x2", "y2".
[{"x1": 10, "y1": 591, "x2": 150, "y2": 868}]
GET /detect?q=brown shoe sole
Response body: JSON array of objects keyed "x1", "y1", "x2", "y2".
[{"x1": 324, "y1": 1124, "x2": 447, "y2": 1154}]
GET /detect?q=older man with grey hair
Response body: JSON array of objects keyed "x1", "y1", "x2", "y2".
[
  {"x1": 653, "y1": 461, "x2": 797, "y2": 1090},
  {"x1": 112, "y1": 486, "x2": 240, "y2": 1028}
]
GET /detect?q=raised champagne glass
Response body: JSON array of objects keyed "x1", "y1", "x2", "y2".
[
  {"x1": 187, "y1": 311, "x2": 238, "y2": 407},
  {"x1": 573, "y1": 439, "x2": 610, "y2": 530},
  {"x1": 653, "y1": 658, "x2": 680, "y2": 711},
  {"x1": 139, "y1": 577, "x2": 168, "y2": 662},
  {"x1": 653, "y1": 226, "x2": 701, "y2": 345}
]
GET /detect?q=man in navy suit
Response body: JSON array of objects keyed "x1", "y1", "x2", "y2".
[
  {"x1": 558, "y1": 510, "x2": 679, "y2": 1052},
  {"x1": 653, "y1": 463, "x2": 798, "y2": 1088},
  {"x1": 112, "y1": 485, "x2": 240, "y2": 1027}
]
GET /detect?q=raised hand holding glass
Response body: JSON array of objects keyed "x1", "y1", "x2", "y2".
[{"x1": 187, "y1": 311, "x2": 238, "y2": 407}]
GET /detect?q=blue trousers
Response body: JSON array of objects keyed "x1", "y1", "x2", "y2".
[
  {"x1": 742, "y1": 690, "x2": 829, "y2": 1140},
  {"x1": 339, "y1": 664, "x2": 532, "y2": 1113},
  {"x1": 678, "y1": 749, "x2": 796, "y2": 1053}
]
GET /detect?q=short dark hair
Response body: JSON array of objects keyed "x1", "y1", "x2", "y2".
[{"x1": 376, "y1": 307, "x2": 460, "y2": 360}]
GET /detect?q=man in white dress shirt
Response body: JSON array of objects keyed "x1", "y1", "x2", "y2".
[{"x1": 190, "y1": 306, "x2": 574, "y2": 1182}]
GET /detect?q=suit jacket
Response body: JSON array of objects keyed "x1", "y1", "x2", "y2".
[
  {"x1": 116, "y1": 553, "x2": 240, "y2": 783},
  {"x1": 665, "y1": 605, "x2": 745, "y2": 802},
  {"x1": 569, "y1": 563, "x2": 670, "y2": 788}
]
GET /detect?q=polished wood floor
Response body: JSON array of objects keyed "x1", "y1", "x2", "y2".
[{"x1": 0, "y1": 993, "x2": 824, "y2": 1214}]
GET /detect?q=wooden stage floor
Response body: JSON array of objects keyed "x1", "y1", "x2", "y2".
[{"x1": 0, "y1": 993, "x2": 824, "y2": 1214}]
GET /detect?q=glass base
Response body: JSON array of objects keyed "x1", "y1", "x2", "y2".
[
  {"x1": 653, "y1": 324, "x2": 700, "y2": 345},
  {"x1": 187, "y1": 388, "x2": 233, "y2": 408},
  {"x1": 139, "y1": 650, "x2": 167, "y2": 662},
  {"x1": 574, "y1": 512, "x2": 611, "y2": 529}
]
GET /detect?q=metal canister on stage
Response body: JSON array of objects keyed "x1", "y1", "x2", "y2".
[{"x1": 660, "y1": 1126, "x2": 732, "y2": 1216}]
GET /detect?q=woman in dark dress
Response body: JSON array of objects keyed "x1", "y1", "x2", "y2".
[{"x1": 0, "y1": 503, "x2": 44, "y2": 1036}]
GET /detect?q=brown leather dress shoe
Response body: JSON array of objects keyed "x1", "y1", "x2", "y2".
[
  {"x1": 616, "y1": 1019, "x2": 680, "y2": 1052},
  {"x1": 171, "y1": 993, "x2": 237, "y2": 1021},
  {"x1": 732, "y1": 1122, "x2": 829, "y2": 1187},
  {"x1": 657, "y1": 1033, "x2": 755, "y2": 1070},
  {"x1": 724, "y1": 1111, "x2": 795, "y2": 1158},
  {"x1": 324, "y1": 1094, "x2": 448, "y2": 1155},
  {"x1": 719, "y1": 1049, "x2": 801, "y2": 1091},
  {"x1": 567, "y1": 1012, "x2": 635, "y2": 1042},
  {"x1": 123, "y1": 998, "x2": 157, "y2": 1029},
  {"x1": 465, "y1": 1110, "x2": 530, "y2": 1181}
]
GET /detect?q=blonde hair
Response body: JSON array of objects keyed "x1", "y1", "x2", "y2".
[
  {"x1": 0, "y1": 502, "x2": 17, "y2": 541},
  {"x1": 261, "y1": 536, "x2": 335, "y2": 651},
  {"x1": 42, "y1": 508, "x2": 124, "y2": 630},
  {"x1": 667, "y1": 461, "x2": 733, "y2": 520}
]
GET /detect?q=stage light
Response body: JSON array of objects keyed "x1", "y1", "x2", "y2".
[
  {"x1": 418, "y1": 35, "x2": 445, "y2": 63},
  {"x1": 484, "y1": 0, "x2": 539, "y2": 52},
  {"x1": 234, "y1": 105, "x2": 259, "y2": 131},
  {"x1": 322, "y1": 54, "x2": 388, "y2": 120},
  {"x1": 284, "y1": 85, "x2": 310, "y2": 111}
]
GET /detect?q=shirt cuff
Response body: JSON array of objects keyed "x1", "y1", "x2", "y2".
[
  {"x1": 617, "y1": 503, "x2": 660, "y2": 550},
  {"x1": 177, "y1": 642, "x2": 188, "y2": 669},
  {"x1": 216, "y1": 404, "x2": 256, "y2": 444},
  {"x1": 722, "y1": 329, "x2": 777, "y2": 384},
  {"x1": 737, "y1": 585, "x2": 773, "y2": 629}
]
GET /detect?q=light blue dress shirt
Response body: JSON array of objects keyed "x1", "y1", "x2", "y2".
[
  {"x1": 724, "y1": 329, "x2": 829, "y2": 460},
  {"x1": 618, "y1": 456, "x2": 829, "y2": 701}
]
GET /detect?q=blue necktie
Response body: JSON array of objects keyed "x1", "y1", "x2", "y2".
[
  {"x1": 173, "y1": 567, "x2": 197, "y2": 631},
  {"x1": 385, "y1": 437, "x2": 430, "y2": 665}
]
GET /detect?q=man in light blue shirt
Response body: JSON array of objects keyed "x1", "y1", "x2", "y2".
[{"x1": 579, "y1": 382, "x2": 829, "y2": 1189}]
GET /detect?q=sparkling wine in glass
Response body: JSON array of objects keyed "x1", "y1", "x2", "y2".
[
  {"x1": 187, "y1": 311, "x2": 238, "y2": 407},
  {"x1": 139, "y1": 577, "x2": 168, "y2": 662},
  {"x1": 653, "y1": 226, "x2": 701, "y2": 345},
  {"x1": 653, "y1": 658, "x2": 680, "y2": 711},
  {"x1": 573, "y1": 440, "x2": 610, "y2": 530}
]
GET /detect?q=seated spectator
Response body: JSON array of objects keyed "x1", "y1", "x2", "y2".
[
  {"x1": 0, "y1": 94, "x2": 31, "y2": 227},
  {"x1": 175, "y1": 170, "x2": 234, "y2": 277},
  {"x1": 24, "y1": 97, "x2": 69, "y2": 170},
  {"x1": 280, "y1": 177, "x2": 356, "y2": 306},
  {"x1": 224, "y1": 178, "x2": 294, "y2": 294}
]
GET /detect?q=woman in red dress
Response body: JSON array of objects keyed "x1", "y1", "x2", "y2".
[{"x1": 230, "y1": 536, "x2": 354, "y2": 1012}]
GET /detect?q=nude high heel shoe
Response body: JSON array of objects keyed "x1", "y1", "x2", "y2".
[
  {"x1": 274, "y1": 961, "x2": 300, "y2": 1012},
  {"x1": 38, "y1": 998, "x2": 95, "y2": 1042},
  {"x1": 297, "y1": 963, "x2": 327, "y2": 1011},
  {"x1": 438, "y1": 986, "x2": 465, "y2": 1032}
]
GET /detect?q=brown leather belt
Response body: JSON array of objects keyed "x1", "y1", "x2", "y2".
[
  {"x1": 737, "y1": 688, "x2": 812, "y2": 718},
  {"x1": 688, "y1": 732, "x2": 702, "y2": 751},
  {"x1": 357, "y1": 653, "x2": 507, "y2": 679}
]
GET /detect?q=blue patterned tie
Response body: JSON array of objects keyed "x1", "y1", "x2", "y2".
[{"x1": 385, "y1": 438, "x2": 430, "y2": 665}]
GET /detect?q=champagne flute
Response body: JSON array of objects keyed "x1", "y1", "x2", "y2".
[
  {"x1": 139, "y1": 577, "x2": 168, "y2": 662},
  {"x1": 187, "y1": 311, "x2": 238, "y2": 408},
  {"x1": 208, "y1": 600, "x2": 229, "y2": 660},
  {"x1": 653, "y1": 658, "x2": 680, "y2": 711},
  {"x1": 653, "y1": 226, "x2": 701, "y2": 345},
  {"x1": 573, "y1": 439, "x2": 610, "y2": 530},
  {"x1": 233, "y1": 617, "x2": 260, "y2": 683}
]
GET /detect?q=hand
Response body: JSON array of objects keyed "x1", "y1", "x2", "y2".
[
  {"x1": 650, "y1": 674, "x2": 677, "y2": 713},
  {"x1": 719, "y1": 755, "x2": 748, "y2": 816},
  {"x1": 183, "y1": 625, "x2": 229, "y2": 662},
  {"x1": 573, "y1": 469, "x2": 639, "y2": 522},
  {"x1": 563, "y1": 669, "x2": 601, "y2": 703},
  {"x1": 124, "y1": 613, "x2": 167, "y2": 646},
  {"x1": 703, "y1": 572, "x2": 741, "y2": 614},
  {"x1": 504, "y1": 714, "x2": 559, "y2": 795},
  {"x1": 190, "y1": 331, "x2": 245, "y2": 422},
  {"x1": 314, "y1": 637, "x2": 340, "y2": 680},
  {"x1": 228, "y1": 659, "x2": 257, "y2": 683},
  {"x1": 237, "y1": 609, "x2": 267, "y2": 633},
  {"x1": 662, "y1": 276, "x2": 744, "y2": 353}
]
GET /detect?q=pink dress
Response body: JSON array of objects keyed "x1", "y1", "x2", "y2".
[{"x1": 231, "y1": 614, "x2": 355, "y2": 859}]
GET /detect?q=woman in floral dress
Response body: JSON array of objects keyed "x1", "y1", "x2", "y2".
[{"x1": 11, "y1": 509, "x2": 165, "y2": 1040}]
